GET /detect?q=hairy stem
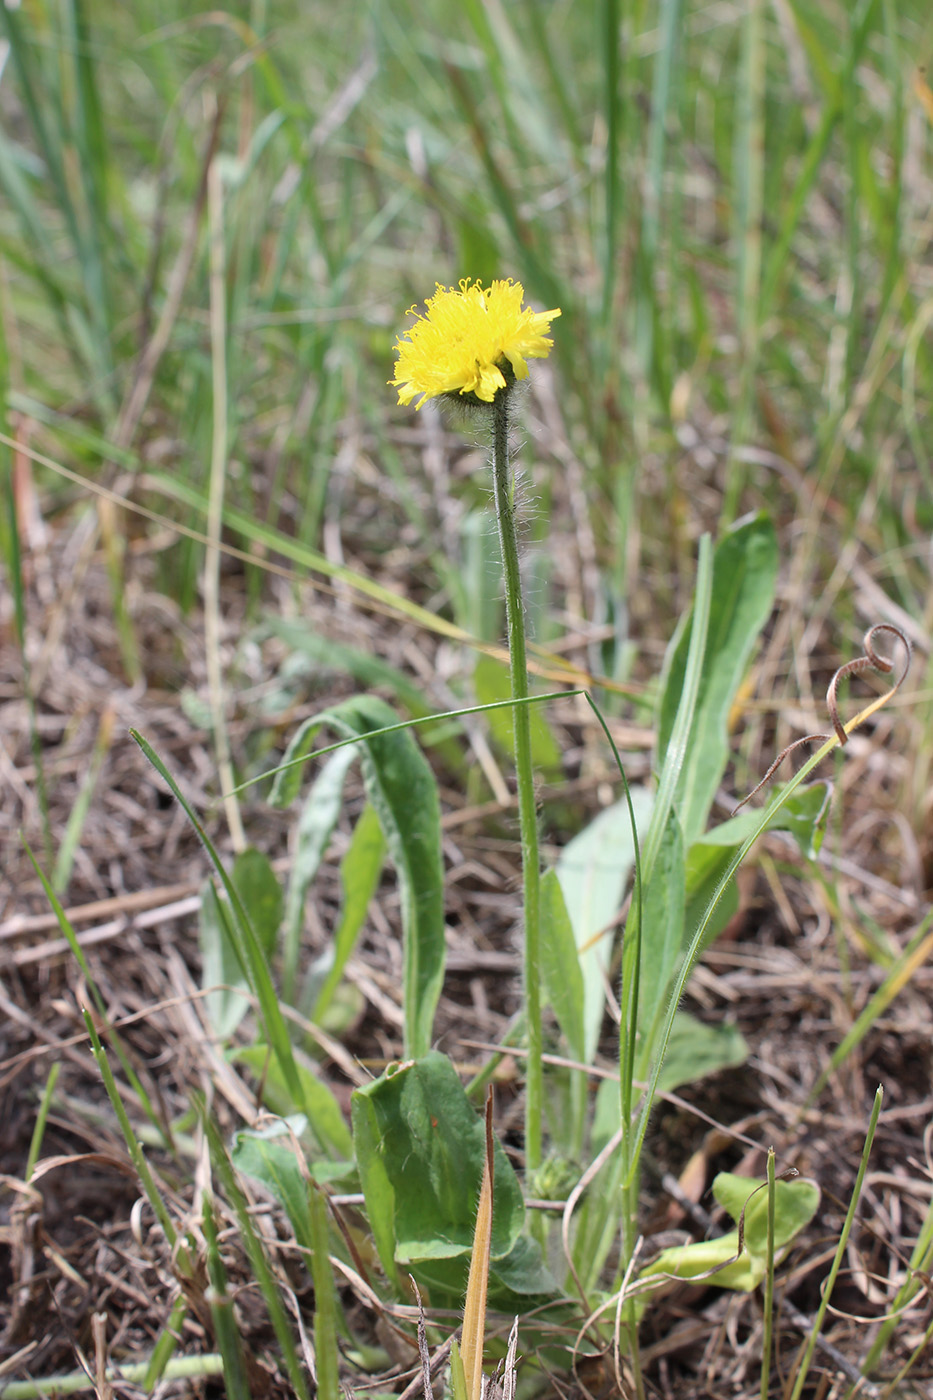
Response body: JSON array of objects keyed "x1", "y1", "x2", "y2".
[{"x1": 490, "y1": 390, "x2": 542, "y2": 1173}]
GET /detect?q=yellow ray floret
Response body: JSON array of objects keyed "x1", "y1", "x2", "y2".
[{"x1": 391, "y1": 278, "x2": 561, "y2": 409}]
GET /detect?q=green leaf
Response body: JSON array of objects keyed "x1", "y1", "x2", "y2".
[
  {"x1": 270, "y1": 695, "x2": 445, "y2": 1058},
  {"x1": 638, "y1": 1170, "x2": 820, "y2": 1297},
  {"x1": 683, "y1": 840, "x2": 742, "y2": 965},
  {"x1": 488, "y1": 1231, "x2": 557, "y2": 1299},
  {"x1": 655, "y1": 1011, "x2": 748, "y2": 1094},
  {"x1": 199, "y1": 880, "x2": 251, "y2": 1041},
  {"x1": 282, "y1": 743, "x2": 360, "y2": 1002},
  {"x1": 633, "y1": 804, "x2": 685, "y2": 1077},
  {"x1": 205, "y1": 1117, "x2": 312, "y2": 1400},
  {"x1": 539, "y1": 869, "x2": 585, "y2": 1061},
  {"x1": 682, "y1": 780, "x2": 834, "y2": 961},
  {"x1": 231, "y1": 1131, "x2": 314, "y2": 1253},
  {"x1": 657, "y1": 514, "x2": 778, "y2": 846},
  {"x1": 713, "y1": 1170, "x2": 821, "y2": 1257},
  {"x1": 351, "y1": 1053, "x2": 525, "y2": 1278},
  {"x1": 348, "y1": 1078, "x2": 398, "y2": 1286},
  {"x1": 233, "y1": 848, "x2": 282, "y2": 962},
  {"x1": 473, "y1": 653, "x2": 562, "y2": 774},
  {"x1": 556, "y1": 788, "x2": 654, "y2": 1062},
  {"x1": 449, "y1": 1343, "x2": 469, "y2": 1400},
  {"x1": 308, "y1": 802, "x2": 386, "y2": 1024},
  {"x1": 772, "y1": 780, "x2": 832, "y2": 860},
  {"x1": 235, "y1": 1044, "x2": 353, "y2": 1161}
]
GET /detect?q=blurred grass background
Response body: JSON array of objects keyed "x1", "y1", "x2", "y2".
[{"x1": 1, "y1": 0, "x2": 931, "y2": 803}]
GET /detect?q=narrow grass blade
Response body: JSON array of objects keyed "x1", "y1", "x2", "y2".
[
  {"x1": 0, "y1": 2, "x2": 116, "y2": 405},
  {"x1": 723, "y1": 0, "x2": 766, "y2": 517},
  {"x1": 24, "y1": 838, "x2": 173, "y2": 1150},
  {"x1": 3, "y1": 467, "x2": 52, "y2": 861},
  {"x1": 599, "y1": 0, "x2": 621, "y2": 330},
  {"x1": 81, "y1": 1010, "x2": 186, "y2": 1266},
  {"x1": 202, "y1": 1194, "x2": 251, "y2": 1400},
  {"x1": 205, "y1": 153, "x2": 244, "y2": 851},
  {"x1": 142, "y1": 1293, "x2": 188, "y2": 1393},
  {"x1": 24, "y1": 1062, "x2": 60, "y2": 1180},
  {"x1": 855, "y1": 1131, "x2": 933, "y2": 1383},
  {"x1": 634, "y1": 0, "x2": 682, "y2": 399},
  {"x1": 99, "y1": 503, "x2": 141, "y2": 684},
  {"x1": 51, "y1": 706, "x2": 115, "y2": 894},
  {"x1": 206, "y1": 1116, "x2": 312, "y2": 1400},
  {"x1": 0, "y1": 1355, "x2": 225, "y2": 1399},
  {"x1": 309, "y1": 1184, "x2": 340, "y2": 1400},
  {"x1": 449, "y1": 1342, "x2": 469, "y2": 1400},
  {"x1": 760, "y1": 0, "x2": 880, "y2": 323},
  {"x1": 760, "y1": 1148, "x2": 776, "y2": 1400},
  {"x1": 788, "y1": 1086, "x2": 884, "y2": 1400},
  {"x1": 806, "y1": 908, "x2": 933, "y2": 1105},
  {"x1": 131, "y1": 729, "x2": 312, "y2": 1130},
  {"x1": 60, "y1": 0, "x2": 116, "y2": 387}
]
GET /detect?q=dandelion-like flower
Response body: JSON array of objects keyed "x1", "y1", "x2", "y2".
[{"x1": 391, "y1": 278, "x2": 561, "y2": 409}]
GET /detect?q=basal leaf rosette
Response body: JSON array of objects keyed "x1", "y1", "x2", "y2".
[{"x1": 390, "y1": 278, "x2": 560, "y2": 409}]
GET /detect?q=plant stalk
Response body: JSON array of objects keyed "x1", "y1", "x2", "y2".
[{"x1": 490, "y1": 389, "x2": 543, "y2": 1173}]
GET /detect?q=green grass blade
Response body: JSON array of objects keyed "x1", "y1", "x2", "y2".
[
  {"x1": 3, "y1": 467, "x2": 52, "y2": 862},
  {"x1": 51, "y1": 706, "x2": 114, "y2": 894},
  {"x1": 82, "y1": 1009, "x2": 187, "y2": 1266},
  {"x1": 130, "y1": 729, "x2": 313, "y2": 1129},
  {"x1": 142, "y1": 1293, "x2": 188, "y2": 1393},
  {"x1": 805, "y1": 909, "x2": 933, "y2": 1105},
  {"x1": 599, "y1": 0, "x2": 621, "y2": 330},
  {"x1": 723, "y1": 0, "x2": 766, "y2": 517},
  {"x1": 24, "y1": 1062, "x2": 60, "y2": 1179},
  {"x1": 202, "y1": 1195, "x2": 252, "y2": 1400},
  {"x1": 634, "y1": 0, "x2": 681, "y2": 398},
  {"x1": 644, "y1": 532, "x2": 713, "y2": 878},
  {"x1": 760, "y1": 1148, "x2": 776, "y2": 1400},
  {"x1": 0, "y1": 1356, "x2": 225, "y2": 1398},
  {"x1": 788, "y1": 1086, "x2": 884, "y2": 1400},
  {"x1": 206, "y1": 1116, "x2": 312, "y2": 1400},
  {"x1": 23, "y1": 838, "x2": 173, "y2": 1150},
  {"x1": 760, "y1": 0, "x2": 879, "y2": 323},
  {"x1": 309, "y1": 1184, "x2": 340, "y2": 1400}
]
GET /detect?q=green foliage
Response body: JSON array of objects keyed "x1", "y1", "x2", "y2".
[
  {"x1": 350, "y1": 1052, "x2": 552, "y2": 1303},
  {"x1": 269, "y1": 694, "x2": 446, "y2": 1058},
  {"x1": 305, "y1": 801, "x2": 386, "y2": 1024},
  {"x1": 281, "y1": 744, "x2": 362, "y2": 1002},
  {"x1": 554, "y1": 787, "x2": 654, "y2": 1064},
  {"x1": 656, "y1": 514, "x2": 779, "y2": 847},
  {"x1": 637, "y1": 1170, "x2": 821, "y2": 1299}
]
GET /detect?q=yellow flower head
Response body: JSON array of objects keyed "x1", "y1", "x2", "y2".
[{"x1": 391, "y1": 278, "x2": 561, "y2": 410}]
